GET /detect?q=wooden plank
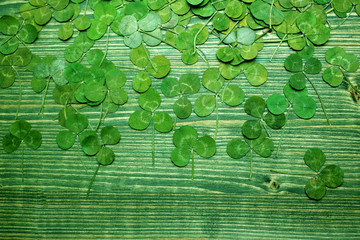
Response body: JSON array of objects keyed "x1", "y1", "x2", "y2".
[{"x1": 0, "y1": 1, "x2": 360, "y2": 239}]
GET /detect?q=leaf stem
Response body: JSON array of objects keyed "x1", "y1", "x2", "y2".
[
  {"x1": 275, "y1": 110, "x2": 289, "y2": 158},
  {"x1": 326, "y1": 7, "x2": 334, "y2": 14},
  {"x1": 83, "y1": 0, "x2": 89, "y2": 16},
  {"x1": 40, "y1": 76, "x2": 51, "y2": 117},
  {"x1": 142, "y1": 43, "x2": 155, "y2": 71},
  {"x1": 218, "y1": 20, "x2": 239, "y2": 44},
  {"x1": 343, "y1": 74, "x2": 360, "y2": 94},
  {"x1": 22, "y1": 142, "x2": 24, "y2": 182},
  {"x1": 249, "y1": 149, "x2": 253, "y2": 180},
  {"x1": 95, "y1": 103, "x2": 103, "y2": 131},
  {"x1": 191, "y1": 148, "x2": 194, "y2": 180},
  {"x1": 303, "y1": 73, "x2": 331, "y2": 125},
  {"x1": 152, "y1": 119, "x2": 155, "y2": 167},
  {"x1": 214, "y1": 95, "x2": 219, "y2": 140},
  {"x1": 99, "y1": 26, "x2": 110, "y2": 67},
  {"x1": 270, "y1": 33, "x2": 287, "y2": 62},
  {"x1": 87, "y1": 163, "x2": 100, "y2": 198},
  {"x1": 192, "y1": 11, "x2": 217, "y2": 54},
  {"x1": 139, "y1": 30, "x2": 181, "y2": 51},
  {"x1": 173, "y1": 116, "x2": 177, "y2": 131},
  {"x1": 12, "y1": 66, "x2": 21, "y2": 120},
  {"x1": 260, "y1": 119, "x2": 271, "y2": 138},
  {"x1": 270, "y1": 169, "x2": 316, "y2": 176}
]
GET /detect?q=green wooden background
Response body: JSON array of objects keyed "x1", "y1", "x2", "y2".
[{"x1": 1, "y1": 1, "x2": 360, "y2": 239}]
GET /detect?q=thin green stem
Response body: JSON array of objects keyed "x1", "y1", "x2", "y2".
[
  {"x1": 179, "y1": 14, "x2": 195, "y2": 22},
  {"x1": 99, "y1": 26, "x2": 110, "y2": 67},
  {"x1": 270, "y1": 169, "x2": 316, "y2": 176},
  {"x1": 260, "y1": 119, "x2": 271, "y2": 138},
  {"x1": 192, "y1": 11, "x2": 217, "y2": 54},
  {"x1": 270, "y1": 33, "x2": 287, "y2": 62},
  {"x1": 139, "y1": 30, "x2": 181, "y2": 51},
  {"x1": 83, "y1": 0, "x2": 89, "y2": 16},
  {"x1": 87, "y1": 163, "x2": 101, "y2": 198},
  {"x1": 269, "y1": 0, "x2": 275, "y2": 29},
  {"x1": 95, "y1": 103, "x2": 103, "y2": 131},
  {"x1": 12, "y1": 66, "x2": 21, "y2": 120},
  {"x1": 343, "y1": 74, "x2": 360, "y2": 94},
  {"x1": 77, "y1": 136, "x2": 88, "y2": 174},
  {"x1": 196, "y1": 47, "x2": 209, "y2": 66},
  {"x1": 142, "y1": 42, "x2": 155, "y2": 70},
  {"x1": 15, "y1": 4, "x2": 47, "y2": 14},
  {"x1": 22, "y1": 143, "x2": 24, "y2": 182},
  {"x1": 214, "y1": 95, "x2": 219, "y2": 140},
  {"x1": 191, "y1": 148, "x2": 194, "y2": 180},
  {"x1": 249, "y1": 149, "x2": 253, "y2": 180},
  {"x1": 275, "y1": 109, "x2": 289, "y2": 158},
  {"x1": 40, "y1": 76, "x2": 51, "y2": 117},
  {"x1": 218, "y1": 20, "x2": 239, "y2": 44},
  {"x1": 303, "y1": 73, "x2": 331, "y2": 125},
  {"x1": 326, "y1": 7, "x2": 334, "y2": 14},
  {"x1": 173, "y1": 116, "x2": 177, "y2": 131},
  {"x1": 262, "y1": 34, "x2": 304, "y2": 43},
  {"x1": 328, "y1": 6, "x2": 354, "y2": 31},
  {"x1": 152, "y1": 118, "x2": 155, "y2": 167}
]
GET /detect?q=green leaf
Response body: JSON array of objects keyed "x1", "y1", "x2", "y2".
[
  {"x1": 97, "y1": 147, "x2": 115, "y2": 165},
  {"x1": 307, "y1": 24, "x2": 330, "y2": 45},
  {"x1": 0, "y1": 15, "x2": 20, "y2": 35},
  {"x1": 289, "y1": 72, "x2": 306, "y2": 90},
  {"x1": 173, "y1": 97, "x2": 192, "y2": 119},
  {"x1": 146, "y1": 55, "x2": 171, "y2": 79},
  {"x1": 202, "y1": 68, "x2": 224, "y2": 93},
  {"x1": 284, "y1": 54, "x2": 303, "y2": 72},
  {"x1": 236, "y1": 27, "x2": 256, "y2": 46},
  {"x1": 58, "y1": 22, "x2": 73, "y2": 40},
  {"x1": 18, "y1": 24, "x2": 38, "y2": 43},
  {"x1": 56, "y1": 130, "x2": 76, "y2": 150},
  {"x1": 171, "y1": 147, "x2": 191, "y2": 167},
  {"x1": 65, "y1": 44, "x2": 83, "y2": 63},
  {"x1": 48, "y1": 0, "x2": 69, "y2": 11},
  {"x1": 65, "y1": 113, "x2": 88, "y2": 134},
  {"x1": 130, "y1": 45, "x2": 150, "y2": 68},
  {"x1": 0, "y1": 68, "x2": 15, "y2": 89},
  {"x1": 128, "y1": 109, "x2": 152, "y2": 130},
  {"x1": 283, "y1": 82, "x2": 308, "y2": 103},
  {"x1": 266, "y1": 94, "x2": 288, "y2": 115},
  {"x1": 153, "y1": 112, "x2": 173, "y2": 133},
  {"x1": 220, "y1": 85, "x2": 245, "y2": 107},
  {"x1": 173, "y1": 125, "x2": 198, "y2": 149},
  {"x1": 227, "y1": 138, "x2": 250, "y2": 159},
  {"x1": 244, "y1": 63, "x2": 268, "y2": 86},
  {"x1": 263, "y1": 112, "x2": 286, "y2": 130},
  {"x1": 119, "y1": 15, "x2": 138, "y2": 36},
  {"x1": 244, "y1": 96, "x2": 266, "y2": 118},
  {"x1": 34, "y1": 5, "x2": 52, "y2": 25},
  {"x1": 304, "y1": 57, "x2": 322, "y2": 74},
  {"x1": 84, "y1": 81, "x2": 107, "y2": 103},
  {"x1": 73, "y1": 16, "x2": 91, "y2": 31},
  {"x1": 253, "y1": 138, "x2": 274, "y2": 157},
  {"x1": 325, "y1": 47, "x2": 346, "y2": 66},
  {"x1": 319, "y1": 165, "x2": 344, "y2": 188},
  {"x1": 161, "y1": 77, "x2": 180, "y2": 97},
  {"x1": 94, "y1": 2, "x2": 116, "y2": 25},
  {"x1": 341, "y1": 53, "x2": 359, "y2": 72},
  {"x1": 10, "y1": 120, "x2": 31, "y2": 139},
  {"x1": 31, "y1": 77, "x2": 46, "y2": 92},
  {"x1": 87, "y1": 19, "x2": 107, "y2": 40},
  {"x1": 24, "y1": 130, "x2": 42, "y2": 150},
  {"x1": 305, "y1": 177, "x2": 326, "y2": 200},
  {"x1": 101, "y1": 126, "x2": 120, "y2": 145},
  {"x1": 292, "y1": 95, "x2": 316, "y2": 119},
  {"x1": 139, "y1": 12, "x2": 162, "y2": 32},
  {"x1": 105, "y1": 68, "x2": 126, "y2": 90},
  {"x1": 181, "y1": 50, "x2": 198, "y2": 65},
  {"x1": 179, "y1": 73, "x2": 201, "y2": 94},
  {"x1": 139, "y1": 88, "x2": 161, "y2": 112},
  {"x1": 216, "y1": 47, "x2": 234, "y2": 63},
  {"x1": 2, "y1": 133, "x2": 21, "y2": 153},
  {"x1": 304, "y1": 147, "x2": 326, "y2": 172},
  {"x1": 242, "y1": 120, "x2": 261, "y2": 139},
  {"x1": 194, "y1": 95, "x2": 216, "y2": 117},
  {"x1": 194, "y1": 136, "x2": 216, "y2": 158},
  {"x1": 81, "y1": 134, "x2": 102, "y2": 156}
]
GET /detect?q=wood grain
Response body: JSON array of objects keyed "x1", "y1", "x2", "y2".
[{"x1": 0, "y1": 1, "x2": 360, "y2": 239}]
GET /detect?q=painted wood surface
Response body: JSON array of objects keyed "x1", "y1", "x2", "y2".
[{"x1": 0, "y1": 1, "x2": 359, "y2": 239}]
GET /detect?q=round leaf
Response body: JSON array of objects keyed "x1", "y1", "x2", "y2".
[
  {"x1": 173, "y1": 97, "x2": 192, "y2": 119},
  {"x1": 320, "y1": 165, "x2": 344, "y2": 188},
  {"x1": 101, "y1": 126, "x2": 120, "y2": 145},
  {"x1": 97, "y1": 147, "x2": 115, "y2": 165},
  {"x1": 244, "y1": 96, "x2": 266, "y2": 118},
  {"x1": 146, "y1": 55, "x2": 171, "y2": 79},
  {"x1": 194, "y1": 136, "x2": 216, "y2": 158},
  {"x1": 266, "y1": 94, "x2": 288, "y2": 115},
  {"x1": 56, "y1": 130, "x2": 76, "y2": 150},
  {"x1": 65, "y1": 113, "x2": 88, "y2": 134},
  {"x1": 128, "y1": 109, "x2": 152, "y2": 130},
  {"x1": 220, "y1": 85, "x2": 245, "y2": 107},
  {"x1": 304, "y1": 147, "x2": 326, "y2": 172},
  {"x1": 244, "y1": 63, "x2": 268, "y2": 86},
  {"x1": 227, "y1": 138, "x2": 249, "y2": 159},
  {"x1": 81, "y1": 134, "x2": 102, "y2": 156},
  {"x1": 293, "y1": 95, "x2": 316, "y2": 119},
  {"x1": 10, "y1": 120, "x2": 31, "y2": 139},
  {"x1": 194, "y1": 95, "x2": 216, "y2": 117},
  {"x1": 2, "y1": 134, "x2": 21, "y2": 153},
  {"x1": 242, "y1": 120, "x2": 261, "y2": 139},
  {"x1": 139, "y1": 88, "x2": 161, "y2": 112},
  {"x1": 24, "y1": 130, "x2": 42, "y2": 150},
  {"x1": 171, "y1": 148, "x2": 191, "y2": 167},
  {"x1": 153, "y1": 112, "x2": 173, "y2": 133},
  {"x1": 173, "y1": 125, "x2": 198, "y2": 149},
  {"x1": 305, "y1": 177, "x2": 326, "y2": 200}
]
